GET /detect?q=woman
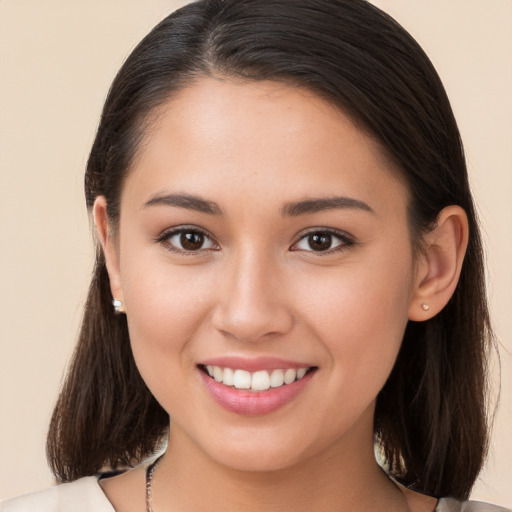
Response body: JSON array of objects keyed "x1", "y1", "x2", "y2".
[{"x1": 2, "y1": 1, "x2": 509, "y2": 511}]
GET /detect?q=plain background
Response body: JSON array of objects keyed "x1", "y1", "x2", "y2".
[{"x1": 0, "y1": 0, "x2": 511, "y2": 505}]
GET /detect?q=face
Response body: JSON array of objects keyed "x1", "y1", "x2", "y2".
[{"x1": 101, "y1": 78, "x2": 423, "y2": 472}]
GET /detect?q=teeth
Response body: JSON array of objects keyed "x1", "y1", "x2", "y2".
[
  {"x1": 233, "y1": 370, "x2": 251, "y2": 389},
  {"x1": 251, "y1": 370, "x2": 271, "y2": 391},
  {"x1": 204, "y1": 365, "x2": 310, "y2": 390},
  {"x1": 270, "y1": 369, "x2": 284, "y2": 388},
  {"x1": 213, "y1": 366, "x2": 223, "y2": 382},
  {"x1": 284, "y1": 368, "x2": 297, "y2": 384},
  {"x1": 223, "y1": 367, "x2": 234, "y2": 386}
]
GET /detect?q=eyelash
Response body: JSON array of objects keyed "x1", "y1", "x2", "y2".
[
  {"x1": 291, "y1": 228, "x2": 355, "y2": 255},
  {"x1": 156, "y1": 226, "x2": 219, "y2": 255},
  {"x1": 156, "y1": 226, "x2": 355, "y2": 255}
]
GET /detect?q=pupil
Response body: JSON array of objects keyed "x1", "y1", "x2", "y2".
[
  {"x1": 309, "y1": 233, "x2": 331, "y2": 251},
  {"x1": 181, "y1": 232, "x2": 203, "y2": 250}
]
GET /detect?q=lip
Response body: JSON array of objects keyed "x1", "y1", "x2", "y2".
[
  {"x1": 199, "y1": 356, "x2": 312, "y2": 372},
  {"x1": 198, "y1": 365, "x2": 317, "y2": 416}
]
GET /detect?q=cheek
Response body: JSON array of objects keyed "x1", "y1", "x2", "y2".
[
  {"x1": 297, "y1": 251, "x2": 414, "y2": 401},
  {"x1": 120, "y1": 254, "x2": 216, "y2": 401},
  {"x1": 120, "y1": 234, "x2": 216, "y2": 331},
  {"x1": 125, "y1": 271, "x2": 206, "y2": 342}
]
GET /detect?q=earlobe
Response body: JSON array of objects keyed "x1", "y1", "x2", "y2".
[
  {"x1": 93, "y1": 197, "x2": 124, "y2": 306},
  {"x1": 408, "y1": 205, "x2": 469, "y2": 321}
]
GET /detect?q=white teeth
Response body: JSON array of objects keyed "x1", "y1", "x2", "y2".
[
  {"x1": 297, "y1": 368, "x2": 307, "y2": 379},
  {"x1": 270, "y1": 369, "x2": 284, "y2": 387},
  {"x1": 251, "y1": 370, "x2": 271, "y2": 391},
  {"x1": 223, "y1": 367, "x2": 234, "y2": 386},
  {"x1": 213, "y1": 366, "x2": 223, "y2": 382},
  {"x1": 204, "y1": 365, "x2": 311, "y2": 390},
  {"x1": 284, "y1": 368, "x2": 297, "y2": 384},
  {"x1": 233, "y1": 369, "x2": 251, "y2": 389}
]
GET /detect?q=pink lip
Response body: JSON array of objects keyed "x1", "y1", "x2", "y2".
[
  {"x1": 199, "y1": 356, "x2": 312, "y2": 372},
  {"x1": 198, "y1": 367, "x2": 316, "y2": 416}
]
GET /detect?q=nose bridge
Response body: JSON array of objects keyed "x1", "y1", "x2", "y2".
[{"x1": 212, "y1": 243, "x2": 293, "y2": 342}]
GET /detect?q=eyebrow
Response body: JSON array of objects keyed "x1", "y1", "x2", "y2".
[
  {"x1": 143, "y1": 192, "x2": 374, "y2": 217},
  {"x1": 281, "y1": 196, "x2": 375, "y2": 216},
  {"x1": 144, "y1": 193, "x2": 223, "y2": 215}
]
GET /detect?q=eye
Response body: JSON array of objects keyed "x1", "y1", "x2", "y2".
[
  {"x1": 291, "y1": 230, "x2": 353, "y2": 253},
  {"x1": 159, "y1": 227, "x2": 219, "y2": 253}
]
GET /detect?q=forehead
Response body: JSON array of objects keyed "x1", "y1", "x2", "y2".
[{"x1": 123, "y1": 77, "x2": 408, "y2": 217}]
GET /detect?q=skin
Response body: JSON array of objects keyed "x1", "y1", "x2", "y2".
[{"x1": 95, "y1": 78, "x2": 468, "y2": 512}]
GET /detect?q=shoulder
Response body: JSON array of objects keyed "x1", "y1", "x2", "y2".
[
  {"x1": 0, "y1": 477, "x2": 114, "y2": 512},
  {"x1": 437, "y1": 497, "x2": 512, "y2": 512}
]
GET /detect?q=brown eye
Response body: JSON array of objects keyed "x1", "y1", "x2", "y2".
[
  {"x1": 180, "y1": 232, "x2": 205, "y2": 251},
  {"x1": 307, "y1": 233, "x2": 332, "y2": 251},
  {"x1": 163, "y1": 228, "x2": 217, "y2": 253},
  {"x1": 292, "y1": 230, "x2": 351, "y2": 253}
]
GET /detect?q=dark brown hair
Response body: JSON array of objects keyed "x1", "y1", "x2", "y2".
[{"x1": 47, "y1": 0, "x2": 493, "y2": 500}]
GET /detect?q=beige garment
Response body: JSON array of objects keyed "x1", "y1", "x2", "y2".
[
  {"x1": 0, "y1": 478, "x2": 111, "y2": 512},
  {"x1": 1, "y1": 477, "x2": 511, "y2": 512},
  {"x1": 436, "y1": 497, "x2": 512, "y2": 512}
]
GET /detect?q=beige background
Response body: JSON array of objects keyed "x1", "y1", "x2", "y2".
[{"x1": 0, "y1": 0, "x2": 510, "y2": 505}]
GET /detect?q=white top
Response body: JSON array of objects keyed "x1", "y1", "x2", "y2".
[{"x1": 1, "y1": 477, "x2": 510, "y2": 512}]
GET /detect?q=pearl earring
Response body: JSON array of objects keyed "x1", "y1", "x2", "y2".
[
  {"x1": 112, "y1": 299, "x2": 126, "y2": 314},
  {"x1": 421, "y1": 303, "x2": 430, "y2": 311}
]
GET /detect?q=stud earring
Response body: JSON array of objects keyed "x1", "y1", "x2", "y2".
[
  {"x1": 421, "y1": 303, "x2": 430, "y2": 311},
  {"x1": 112, "y1": 298, "x2": 126, "y2": 314}
]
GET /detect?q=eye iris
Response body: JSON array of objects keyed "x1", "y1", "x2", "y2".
[
  {"x1": 308, "y1": 233, "x2": 332, "y2": 251},
  {"x1": 180, "y1": 232, "x2": 204, "y2": 250}
]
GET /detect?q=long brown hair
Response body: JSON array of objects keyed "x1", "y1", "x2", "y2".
[{"x1": 47, "y1": 0, "x2": 493, "y2": 500}]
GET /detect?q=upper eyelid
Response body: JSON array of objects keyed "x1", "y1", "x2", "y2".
[
  {"x1": 294, "y1": 227, "x2": 354, "y2": 241},
  {"x1": 156, "y1": 225, "x2": 219, "y2": 250},
  {"x1": 290, "y1": 228, "x2": 355, "y2": 253},
  {"x1": 157, "y1": 225, "x2": 212, "y2": 239}
]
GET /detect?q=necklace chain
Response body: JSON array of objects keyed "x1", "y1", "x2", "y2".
[{"x1": 145, "y1": 455, "x2": 163, "y2": 512}]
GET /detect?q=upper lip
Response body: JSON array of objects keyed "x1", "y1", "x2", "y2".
[{"x1": 198, "y1": 356, "x2": 315, "y2": 372}]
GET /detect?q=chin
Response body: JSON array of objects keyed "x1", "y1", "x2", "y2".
[
  {"x1": 192, "y1": 422, "x2": 333, "y2": 474},
  {"x1": 208, "y1": 444, "x2": 308, "y2": 473}
]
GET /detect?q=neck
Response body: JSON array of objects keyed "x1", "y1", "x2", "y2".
[{"x1": 153, "y1": 417, "x2": 406, "y2": 512}]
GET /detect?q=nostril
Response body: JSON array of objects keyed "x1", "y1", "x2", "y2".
[{"x1": 211, "y1": 305, "x2": 294, "y2": 343}]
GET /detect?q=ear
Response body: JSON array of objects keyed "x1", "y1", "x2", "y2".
[
  {"x1": 408, "y1": 205, "x2": 469, "y2": 321},
  {"x1": 93, "y1": 196, "x2": 124, "y2": 306}
]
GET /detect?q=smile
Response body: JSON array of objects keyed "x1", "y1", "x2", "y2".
[
  {"x1": 198, "y1": 362, "x2": 318, "y2": 415},
  {"x1": 203, "y1": 365, "x2": 311, "y2": 391}
]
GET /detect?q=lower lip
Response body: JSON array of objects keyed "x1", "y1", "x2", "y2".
[{"x1": 198, "y1": 369, "x2": 315, "y2": 416}]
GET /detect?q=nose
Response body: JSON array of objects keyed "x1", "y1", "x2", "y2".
[{"x1": 211, "y1": 248, "x2": 294, "y2": 343}]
